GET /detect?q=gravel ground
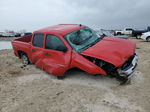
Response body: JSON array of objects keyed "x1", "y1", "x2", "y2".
[{"x1": 0, "y1": 38, "x2": 150, "y2": 112}]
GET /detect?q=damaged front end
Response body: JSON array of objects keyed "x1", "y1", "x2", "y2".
[
  {"x1": 83, "y1": 53, "x2": 138, "y2": 84},
  {"x1": 117, "y1": 53, "x2": 138, "y2": 83}
]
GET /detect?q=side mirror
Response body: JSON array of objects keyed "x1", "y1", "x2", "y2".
[{"x1": 56, "y1": 45, "x2": 67, "y2": 53}]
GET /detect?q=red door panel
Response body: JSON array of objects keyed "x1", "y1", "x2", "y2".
[{"x1": 42, "y1": 49, "x2": 71, "y2": 76}]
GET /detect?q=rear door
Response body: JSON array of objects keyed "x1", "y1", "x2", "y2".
[
  {"x1": 42, "y1": 34, "x2": 71, "y2": 76},
  {"x1": 30, "y1": 33, "x2": 45, "y2": 68}
]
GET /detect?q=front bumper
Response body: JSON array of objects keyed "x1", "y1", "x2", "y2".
[{"x1": 117, "y1": 54, "x2": 138, "y2": 79}]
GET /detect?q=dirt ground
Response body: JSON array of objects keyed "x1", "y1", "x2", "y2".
[{"x1": 0, "y1": 38, "x2": 150, "y2": 112}]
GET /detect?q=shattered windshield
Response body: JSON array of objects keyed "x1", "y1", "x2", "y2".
[{"x1": 64, "y1": 27, "x2": 103, "y2": 53}]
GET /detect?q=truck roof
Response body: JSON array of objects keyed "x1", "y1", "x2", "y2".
[{"x1": 34, "y1": 24, "x2": 85, "y2": 36}]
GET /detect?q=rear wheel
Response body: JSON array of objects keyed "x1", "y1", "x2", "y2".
[
  {"x1": 136, "y1": 35, "x2": 141, "y2": 39},
  {"x1": 146, "y1": 36, "x2": 150, "y2": 42},
  {"x1": 21, "y1": 53, "x2": 30, "y2": 65}
]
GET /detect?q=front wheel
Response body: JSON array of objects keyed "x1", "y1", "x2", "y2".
[
  {"x1": 117, "y1": 76, "x2": 129, "y2": 85},
  {"x1": 21, "y1": 53, "x2": 30, "y2": 65},
  {"x1": 57, "y1": 76, "x2": 65, "y2": 80}
]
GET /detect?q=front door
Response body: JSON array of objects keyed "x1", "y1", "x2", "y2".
[{"x1": 42, "y1": 34, "x2": 71, "y2": 76}]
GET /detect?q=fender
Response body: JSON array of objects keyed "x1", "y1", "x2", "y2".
[{"x1": 71, "y1": 51, "x2": 106, "y2": 75}]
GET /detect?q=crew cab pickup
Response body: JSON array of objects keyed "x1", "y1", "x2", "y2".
[
  {"x1": 115, "y1": 28, "x2": 133, "y2": 35},
  {"x1": 12, "y1": 24, "x2": 138, "y2": 83}
]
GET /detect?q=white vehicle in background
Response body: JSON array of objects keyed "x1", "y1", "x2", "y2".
[
  {"x1": 140, "y1": 32, "x2": 150, "y2": 42},
  {"x1": 115, "y1": 28, "x2": 133, "y2": 35},
  {"x1": 2, "y1": 33, "x2": 16, "y2": 37}
]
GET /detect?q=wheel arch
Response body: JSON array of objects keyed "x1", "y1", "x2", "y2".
[
  {"x1": 17, "y1": 50, "x2": 27, "y2": 58},
  {"x1": 146, "y1": 36, "x2": 150, "y2": 41}
]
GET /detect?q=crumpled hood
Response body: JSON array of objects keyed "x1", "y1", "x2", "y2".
[{"x1": 81, "y1": 37, "x2": 136, "y2": 67}]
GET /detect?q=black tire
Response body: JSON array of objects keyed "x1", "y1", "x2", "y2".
[
  {"x1": 146, "y1": 36, "x2": 150, "y2": 42},
  {"x1": 21, "y1": 53, "x2": 30, "y2": 65},
  {"x1": 117, "y1": 32, "x2": 121, "y2": 35},
  {"x1": 117, "y1": 76, "x2": 129, "y2": 85},
  {"x1": 57, "y1": 76, "x2": 65, "y2": 80},
  {"x1": 116, "y1": 73, "x2": 130, "y2": 85},
  {"x1": 136, "y1": 35, "x2": 140, "y2": 39},
  {"x1": 136, "y1": 35, "x2": 141, "y2": 39}
]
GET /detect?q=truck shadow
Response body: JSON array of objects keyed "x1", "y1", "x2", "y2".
[{"x1": 64, "y1": 68, "x2": 119, "y2": 86}]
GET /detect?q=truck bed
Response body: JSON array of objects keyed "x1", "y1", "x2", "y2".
[
  {"x1": 14, "y1": 35, "x2": 32, "y2": 43},
  {"x1": 11, "y1": 35, "x2": 32, "y2": 58}
]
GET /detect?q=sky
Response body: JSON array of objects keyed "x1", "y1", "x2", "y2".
[{"x1": 0, "y1": 0, "x2": 150, "y2": 32}]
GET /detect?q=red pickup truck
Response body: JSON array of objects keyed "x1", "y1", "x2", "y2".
[{"x1": 12, "y1": 24, "x2": 138, "y2": 83}]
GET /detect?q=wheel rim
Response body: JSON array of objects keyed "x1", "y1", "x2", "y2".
[{"x1": 22, "y1": 55, "x2": 28, "y2": 65}]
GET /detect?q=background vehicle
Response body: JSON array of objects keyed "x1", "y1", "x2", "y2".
[
  {"x1": 115, "y1": 28, "x2": 133, "y2": 35},
  {"x1": 140, "y1": 32, "x2": 150, "y2": 42},
  {"x1": 12, "y1": 24, "x2": 138, "y2": 83},
  {"x1": 132, "y1": 26, "x2": 150, "y2": 38},
  {"x1": 2, "y1": 33, "x2": 16, "y2": 37},
  {"x1": 0, "y1": 32, "x2": 2, "y2": 37},
  {"x1": 21, "y1": 32, "x2": 32, "y2": 37},
  {"x1": 98, "y1": 29, "x2": 129, "y2": 39},
  {"x1": 15, "y1": 33, "x2": 21, "y2": 37},
  {"x1": 0, "y1": 32, "x2": 21, "y2": 37}
]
